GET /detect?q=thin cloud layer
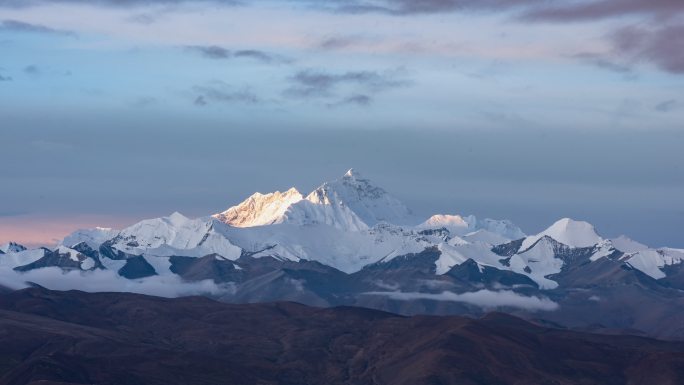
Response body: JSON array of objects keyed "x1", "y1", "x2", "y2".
[
  {"x1": 0, "y1": 266, "x2": 233, "y2": 297},
  {"x1": 363, "y1": 289, "x2": 559, "y2": 311}
]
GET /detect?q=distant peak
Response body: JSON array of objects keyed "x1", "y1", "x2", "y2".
[
  {"x1": 549, "y1": 218, "x2": 597, "y2": 234},
  {"x1": 555, "y1": 217, "x2": 586, "y2": 227},
  {"x1": 0, "y1": 242, "x2": 27, "y2": 253},
  {"x1": 521, "y1": 217, "x2": 602, "y2": 250},
  {"x1": 285, "y1": 187, "x2": 301, "y2": 194},
  {"x1": 168, "y1": 212, "x2": 188, "y2": 222},
  {"x1": 343, "y1": 168, "x2": 362, "y2": 180}
]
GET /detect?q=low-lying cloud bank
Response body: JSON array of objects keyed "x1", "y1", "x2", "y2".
[
  {"x1": 0, "y1": 267, "x2": 233, "y2": 298},
  {"x1": 363, "y1": 290, "x2": 559, "y2": 311}
]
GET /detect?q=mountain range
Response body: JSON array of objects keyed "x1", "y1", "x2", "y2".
[{"x1": 2, "y1": 169, "x2": 684, "y2": 339}]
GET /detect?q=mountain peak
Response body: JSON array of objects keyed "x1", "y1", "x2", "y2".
[
  {"x1": 168, "y1": 211, "x2": 188, "y2": 222},
  {"x1": 417, "y1": 214, "x2": 471, "y2": 234},
  {"x1": 521, "y1": 217, "x2": 602, "y2": 250},
  {"x1": 416, "y1": 214, "x2": 525, "y2": 241},
  {"x1": 306, "y1": 170, "x2": 415, "y2": 226},
  {"x1": 0, "y1": 242, "x2": 27, "y2": 254},
  {"x1": 214, "y1": 188, "x2": 304, "y2": 227},
  {"x1": 344, "y1": 168, "x2": 357, "y2": 178}
]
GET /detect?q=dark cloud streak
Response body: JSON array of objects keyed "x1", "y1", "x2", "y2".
[
  {"x1": 655, "y1": 99, "x2": 677, "y2": 113},
  {"x1": 0, "y1": 0, "x2": 238, "y2": 8},
  {"x1": 185, "y1": 45, "x2": 291, "y2": 64},
  {"x1": 327, "y1": 93, "x2": 373, "y2": 108},
  {"x1": 0, "y1": 19, "x2": 75, "y2": 36},
  {"x1": 191, "y1": 81, "x2": 260, "y2": 106},
  {"x1": 285, "y1": 69, "x2": 409, "y2": 99},
  {"x1": 521, "y1": 0, "x2": 684, "y2": 22}
]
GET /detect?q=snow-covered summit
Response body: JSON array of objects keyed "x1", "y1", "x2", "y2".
[
  {"x1": 304, "y1": 169, "x2": 416, "y2": 226},
  {"x1": 214, "y1": 188, "x2": 304, "y2": 227},
  {"x1": 214, "y1": 169, "x2": 415, "y2": 231},
  {"x1": 417, "y1": 214, "x2": 471, "y2": 234},
  {"x1": 110, "y1": 212, "x2": 242, "y2": 259},
  {"x1": 60, "y1": 227, "x2": 119, "y2": 249},
  {"x1": 416, "y1": 214, "x2": 525, "y2": 241},
  {"x1": 521, "y1": 218, "x2": 602, "y2": 250}
]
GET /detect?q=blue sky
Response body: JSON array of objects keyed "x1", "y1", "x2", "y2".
[{"x1": 0, "y1": 0, "x2": 683, "y2": 247}]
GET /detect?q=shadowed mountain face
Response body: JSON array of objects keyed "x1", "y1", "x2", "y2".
[{"x1": 1, "y1": 289, "x2": 684, "y2": 385}]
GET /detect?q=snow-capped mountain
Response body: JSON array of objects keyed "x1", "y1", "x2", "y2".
[
  {"x1": 60, "y1": 227, "x2": 119, "y2": 249},
  {"x1": 416, "y1": 214, "x2": 525, "y2": 240},
  {"x1": 107, "y1": 212, "x2": 242, "y2": 259},
  {"x1": 520, "y1": 218, "x2": 602, "y2": 251},
  {"x1": 0, "y1": 242, "x2": 27, "y2": 254},
  {"x1": 213, "y1": 169, "x2": 413, "y2": 232},
  {"x1": 305, "y1": 169, "x2": 415, "y2": 226},
  {"x1": 620, "y1": 247, "x2": 684, "y2": 279},
  {"x1": 0, "y1": 247, "x2": 48, "y2": 269},
  {"x1": 4, "y1": 169, "x2": 684, "y2": 340},
  {"x1": 12, "y1": 169, "x2": 679, "y2": 284}
]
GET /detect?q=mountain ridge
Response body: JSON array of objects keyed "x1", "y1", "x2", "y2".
[{"x1": 2, "y1": 169, "x2": 684, "y2": 340}]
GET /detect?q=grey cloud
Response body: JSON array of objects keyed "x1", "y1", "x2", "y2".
[
  {"x1": 4, "y1": 0, "x2": 682, "y2": 20},
  {"x1": 0, "y1": 74, "x2": 11, "y2": 81},
  {"x1": 570, "y1": 23, "x2": 684, "y2": 76},
  {"x1": 363, "y1": 289, "x2": 559, "y2": 311},
  {"x1": 194, "y1": 95, "x2": 208, "y2": 106},
  {"x1": 23, "y1": 65, "x2": 39, "y2": 75},
  {"x1": 127, "y1": 13, "x2": 158, "y2": 24},
  {"x1": 130, "y1": 96, "x2": 158, "y2": 108},
  {"x1": 324, "y1": 0, "x2": 542, "y2": 15},
  {"x1": 317, "y1": 35, "x2": 367, "y2": 50},
  {"x1": 0, "y1": 19, "x2": 75, "y2": 36},
  {"x1": 655, "y1": 99, "x2": 677, "y2": 113},
  {"x1": 610, "y1": 24, "x2": 684, "y2": 74},
  {"x1": 233, "y1": 49, "x2": 291, "y2": 64},
  {"x1": 324, "y1": 0, "x2": 683, "y2": 19},
  {"x1": 285, "y1": 69, "x2": 409, "y2": 99},
  {"x1": 328, "y1": 94, "x2": 373, "y2": 108},
  {"x1": 186, "y1": 45, "x2": 290, "y2": 64},
  {"x1": 0, "y1": 0, "x2": 238, "y2": 8},
  {"x1": 191, "y1": 81, "x2": 260, "y2": 106},
  {"x1": 188, "y1": 45, "x2": 231, "y2": 59},
  {"x1": 522, "y1": 0, "x2": 684, "y2": 22}
]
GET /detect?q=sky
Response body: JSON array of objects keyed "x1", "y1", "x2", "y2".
[{"x1": 0, "y1": 0, "x2": 682, "y2": 248}]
